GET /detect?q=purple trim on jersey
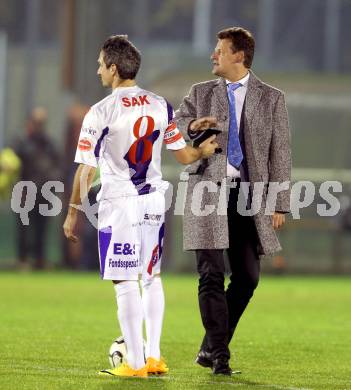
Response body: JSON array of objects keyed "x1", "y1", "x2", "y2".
[
  {"x1": 98, "y1": 226, "x2": 112, "y2": 278},
  {"x1": 158, "y1": 222, "x2": 165, "y2": 260},
  {"x1": 166, "y1": 101, "x2": 173, "y2": 123},
  {"x1": 94, "y1": 127, "x2": 109, "y2": 158},
  {"x1": 147, "y1": 222, "x2": 165, "y2": 275}
]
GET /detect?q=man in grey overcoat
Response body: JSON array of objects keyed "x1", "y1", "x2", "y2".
[{"x1": 174, "y1": 27, "x2": 291, "y2": 375}]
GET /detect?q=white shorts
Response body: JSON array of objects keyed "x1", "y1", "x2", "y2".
[{"x1": 97, "y1": 191, "x2": 165, "y2": 281}]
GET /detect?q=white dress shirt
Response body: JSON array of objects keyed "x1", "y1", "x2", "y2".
[{"x1": 226, "y1": 72, "x2": 250, "y2": 178}]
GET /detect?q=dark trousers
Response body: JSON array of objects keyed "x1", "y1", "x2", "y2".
[
  {"x1": 196, "y1": 182, "x2": 260, "y2": 360},
  {"x1": 17, "y1": 194, "x2": 48, "y2": 268}
]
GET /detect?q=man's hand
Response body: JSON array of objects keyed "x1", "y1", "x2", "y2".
[
  {"x1": 272, "y1": 212, "x2": 285, "y2": 230},
  {"x1": 189, "y1": 116, "x2": 217, "y2": 131},
  {"x1": 199, "y1": 135, "x2": 219, "y2": 158},
  {"x1": 63, "y1": 208, "x2": 79, "y2": 242},
  {"x1": 63, "y1": 164, "x2": 96, "y2": 242}
]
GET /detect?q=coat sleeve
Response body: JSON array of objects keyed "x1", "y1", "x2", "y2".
[
  {"x1": 174, "y1": 85, "x2": 198, "y2": 141},
  {"x1": 269, "y1": 92, "x2": 292, "y2": 213}
]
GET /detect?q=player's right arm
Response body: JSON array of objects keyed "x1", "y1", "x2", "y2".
[
  {"x1": 172, "y1": 135, "x2": 218, "y2": 165},
  {"x1": 163, "y1": 111, "x2": 218, "y2": 165},
  {"x1": 63, "y1": 164, "x2": 96, "y2": 242},
  {"x1": 63, "y1": 107, "x2": 102, "y2": 242}
]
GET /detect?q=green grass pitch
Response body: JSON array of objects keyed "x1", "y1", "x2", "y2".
[{"x1": 0, "y1": 272, "x2": 350, "y2": 390}]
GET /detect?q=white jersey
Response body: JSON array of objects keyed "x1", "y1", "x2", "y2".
[{"x1": 74, "y1": 85, "x2": 186, "y2": 200}]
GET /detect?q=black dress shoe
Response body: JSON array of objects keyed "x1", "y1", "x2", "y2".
[
  {"x1": 195, "y1": 350, "x2": 213, "y2": 368},
  {"x1": 212, "y1": 357, "x2": 232, "y2": 376}
]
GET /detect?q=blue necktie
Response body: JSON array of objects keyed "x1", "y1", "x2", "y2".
[{"x1": 227, "y1": 83, "x2": 243, "y2": 168}]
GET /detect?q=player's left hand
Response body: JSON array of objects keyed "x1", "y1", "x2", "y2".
[
  {"x1": 272, "y1": 212, "x2": 285, "y2": 229},
  {"x1": 63, "y1": 210, "x2": 79, "y2": 242}
]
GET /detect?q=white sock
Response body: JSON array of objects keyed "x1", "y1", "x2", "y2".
[
  {"x1": 114, "y1": 281, "x2": 145, "y2": 369},
  {"x1": 141, "y1": 276, "x2": 165, "y2": 360}
]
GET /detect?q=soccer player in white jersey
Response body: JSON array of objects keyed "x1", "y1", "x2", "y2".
[{"x1": 63, "y1": 35, "x2": 218, "y2": 378}]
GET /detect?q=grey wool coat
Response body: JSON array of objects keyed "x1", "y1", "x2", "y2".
[{"x1": 174, "y1": 71, "x2": 291, "y2": 256}]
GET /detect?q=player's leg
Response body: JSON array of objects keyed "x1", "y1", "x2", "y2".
[
  {"x1": 99, "y1": 278, "x2": 147, "y2": 377},
  {"x1": 97, "y1": 198, "x2": 147, "y2": 377},
  {"x1": 112, "y1": 280, "x2": 146, "y2": 370},
  {"x1": 140, "y1": 191, "x2": 168, "y2": 374},
  {"x1": 142, "y1": 274, "x2": 168, "y2": 374},
  {"x1": 141, "y1": 274, "x2": 164, "y2": 360}
]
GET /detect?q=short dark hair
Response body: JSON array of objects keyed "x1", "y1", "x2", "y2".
[
  {"x1": 101, "y1": 35, "x2": 141, "y2": 80},
  {"x1": 217, "y1": 27, "x2": 255, "y2": 68}
]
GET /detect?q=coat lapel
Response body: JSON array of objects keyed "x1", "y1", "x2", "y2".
[
  {"x1": 243, "y1": 72, "x2": 264, "y2": 181},
  {"x1": 244, "y1": 71, "x2": 263, "y2": 127},
  {"x1": 212, "y1": 78, "x2": 229, "y2": 122}
]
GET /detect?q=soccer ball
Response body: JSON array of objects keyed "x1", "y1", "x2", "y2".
[
  {"x1": 108, "y1": 336, "x2": 147, "y2": 368},
  {"x1": 108, "y1": 336, "x2": 127, "y2": 368}
]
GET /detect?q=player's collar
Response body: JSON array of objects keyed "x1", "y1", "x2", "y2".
[{"x1": 112, "y1": 85, "x2": 139, "y2": 94}]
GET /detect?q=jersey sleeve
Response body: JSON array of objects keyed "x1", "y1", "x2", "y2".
[
  {"x1": 74, "y1": 107, "x2": 104, "y2": 167},
  {"x1": 163, "y1": 122, "x2": 186, "y2": 150},
  {"x1": 163, "y1": 104, "x2": 186, "y2": 150}
]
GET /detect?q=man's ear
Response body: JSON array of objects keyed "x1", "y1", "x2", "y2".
[
  {"x1": 110, "y1": 64, "x2": 117, "y2": 76},
  {"x1": 234, "y1": 50, "x2": 245, "y2": 64}
]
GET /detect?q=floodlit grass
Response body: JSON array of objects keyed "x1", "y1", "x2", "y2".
[{"x1": 0, "y1": 272, "x2": 350, "y2": 389}]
